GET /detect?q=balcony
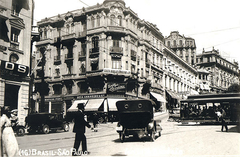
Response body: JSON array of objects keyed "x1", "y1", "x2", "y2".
[
  {"x1": 78, "y1": 51, "x2": 86, "y2": 61},
  {"x1": 54, "y1": 55, "x2": 61, "y2": 65},
  {"x1": 61, "y1": 33, "x2": 76, "y2": 42},
  {"x1": 65, "y1": 54, "x2": 73, "y2": 64},
  {"x1": 110, "y1": 46, "x2": 123, "y2": 57},
  {"x1": 107, "y1": 26, "x2": 125, "y2": 34},
  {"x1": 35, "y1": 38, "x2": 53, "y2": 46}
]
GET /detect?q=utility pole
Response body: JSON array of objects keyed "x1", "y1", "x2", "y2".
[
  {"x1": 39, "y1": 46, "x2": 46, "y2": 112},
  {"x1": 136, "y1": 69, "x2": 139, "y2": 98}
]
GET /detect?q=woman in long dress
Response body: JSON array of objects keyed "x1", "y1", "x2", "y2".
[{"x1": 0, "y1": 107, "x2": 19, "y2": 157}]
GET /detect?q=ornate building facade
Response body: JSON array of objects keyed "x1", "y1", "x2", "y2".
[
  {"x1": 33, "y1": 0, "x2": 197, "y2": 117},
  {"x1": 0, "y1": 0, "x2": 34, "y2": 124},
  {"x1": 196, "y1": 48, "x2": 239, "y2": 92},
  {"x1": 165, "y1": 31, "x2": 196, "y2": 66}
]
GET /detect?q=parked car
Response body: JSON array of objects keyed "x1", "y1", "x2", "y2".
[{"x1": 25, "y1": 113, "x2": 69, "y2": 134}]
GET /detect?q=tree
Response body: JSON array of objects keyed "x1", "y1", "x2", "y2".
[{"x1": 226, "y1": 83, "x2": 240, "y2": 93}]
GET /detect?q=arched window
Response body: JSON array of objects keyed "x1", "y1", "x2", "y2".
[
  {"x1": 173, "y1": 40, "x2": 176, "y2": 46},
  {"x1": 118, "y1": 16, "x2": 122, "y2": 26},
  {"x1": 167, "y1": 41, "x2": 170, "y2": 47},
  {"x1": 179, "y1": 40, "x2": 182, "y2": 46},
  {"x1": 97, "y1": 15, "x2": 100, "y2": 27},
  {"x1": 91, "y1": 17, "x2": 95, "y2": 28},
  {"x1": 9, "y1": 54, "x2": 19, "y2": 63},
  {"x1": 110, "y1": 15, "x2": 115, "y2": 25}
]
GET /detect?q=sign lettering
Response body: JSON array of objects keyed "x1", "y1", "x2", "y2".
[{"x1": 0, "y1": 60, "x2": 29, "y2": 77}]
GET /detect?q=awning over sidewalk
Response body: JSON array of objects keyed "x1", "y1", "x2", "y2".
[
  {"x1": 67, "y1": 100, "x2": 88, "y2": 112},
  {"x1": 150, "y1": 92, "x2": 167, "y2": 103},
  {"x1": 166, "y1": 90, "x2": 180, "y2": 100},
  {"x1": 107, "y1": 98, "x2": 125, "y2": 111},
  {"x1": 85, "y1": 99, "x2": 104, "y2": 112}
]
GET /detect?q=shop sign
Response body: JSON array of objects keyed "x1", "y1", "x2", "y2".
[
  {"x1": 0, "y1": 60, "x2": 29, "y2": 77},
  {"x1": 45, "y1": 97, "x2": 63, "y2": 102},
  {"x1": 107, "y1": 83, "x2": 126, "y2": 94},
  {"x1": 77, "y1": 94, "x2": 106, "y2": 99}
]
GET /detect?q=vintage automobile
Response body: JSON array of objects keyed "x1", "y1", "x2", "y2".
[
  {"x1": 116, "y1": 99, "x2": 162, "y2": 142},
  {"x1": 25, "y1": 113, "x2": 70, "y2": 134}
]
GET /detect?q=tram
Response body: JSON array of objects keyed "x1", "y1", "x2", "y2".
[{"x1": 180, "y1": 93, "x2": 240, "y2": 124}]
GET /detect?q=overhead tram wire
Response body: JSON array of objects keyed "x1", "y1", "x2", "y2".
[{"x1": 186, "y1": 26, "x2": 240, "y2": 36}]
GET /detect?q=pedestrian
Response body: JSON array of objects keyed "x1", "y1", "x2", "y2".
[
  {"x1": 72, "y1": 103, "x2": 91, "y2": 156},
  {"x1": 220, "y1": 108, "x2": 228, "y2": 132},
  {"x1": 1, "y1": 106, "x2": 19, "y2": 157},
  {"x1": 92, "y1": 112, "x2": 98, "y2": 132}
]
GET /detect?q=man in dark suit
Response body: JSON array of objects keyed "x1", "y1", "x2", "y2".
[
  {"x1": 220, "y1": 108, "x2": 228, "y2": 132},
  {"x1": 72, "y1": 103, "x2": 91, "y2": 156}
]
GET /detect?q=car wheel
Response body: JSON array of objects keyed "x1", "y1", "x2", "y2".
[
  {"x1": 63, "y1": 123, "x2": 69, "y2": 132},
  {"x1": 42, "y1": 125, "x2": 50, "y2": 134},
  {"x1": 17, "y1": 128, "x2": 25, "y2": 136},
  {"x1": 151, "y1": 127, "x2": 156, "y2": 142}
]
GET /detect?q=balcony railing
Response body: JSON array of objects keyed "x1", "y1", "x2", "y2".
[
  {"x1": 90, "y1": 47, "x2": 99, "y2": 53},
  {"x1": 110, "y1": 46, "x2": 123, "y2": 55},
  {"x1": 61, "y1": 33, "x2": 76, "y2": 41},
  {"x1": 54, "y1": 55, "x2": 61, "y2": 65}
]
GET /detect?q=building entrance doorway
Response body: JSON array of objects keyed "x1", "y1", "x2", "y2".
[{"x1": 4, "y1": 84, "x2": 20, "y2": 110}]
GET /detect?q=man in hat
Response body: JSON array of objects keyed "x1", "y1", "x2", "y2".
[{"x1": 72, "y1": 103, "x2": 91, "y2": 156}]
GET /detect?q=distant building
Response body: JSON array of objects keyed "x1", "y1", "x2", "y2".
[
  {"x1": 165, "y1": 31, "x2": 196, "y2": 66},
  {"x1": 196, "y1": 47, "x2": 239, "y2": 93},
  {"x1": 0, "y1": 0, "x2": 34, "y2": 125}
]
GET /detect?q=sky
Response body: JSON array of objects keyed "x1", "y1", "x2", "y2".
[{"x1": 34, "y1": 0, "x2": 240, "y2": 69}]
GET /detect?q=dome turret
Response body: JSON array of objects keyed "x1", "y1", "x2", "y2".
[{"x1": 103, "y1": 0, "x2": 125, "y2": 6}]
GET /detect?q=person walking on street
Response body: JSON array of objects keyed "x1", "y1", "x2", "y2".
[
  {"x1": 72, "y1": 103, "x2": 91, "y2": 156},
  {"x1": 220, "y1": 108, "x2": 228, "y2": 132},
  {"x1": 92, "y1": 112, "x2": 98, "y2": 132}
]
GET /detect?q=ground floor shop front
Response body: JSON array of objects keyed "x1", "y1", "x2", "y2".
[{"x1": 34, "y1": 91, "x2": 167, "y2": 122}]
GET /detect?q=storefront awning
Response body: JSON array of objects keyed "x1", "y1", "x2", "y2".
[
  {"x1": 166, "y1": 90, "x2": 180, "y2": 100},
  {"x1": 107, "y1": 98, "x2": 125, "y2": 111},
  {"x1": 67, "y1": 100, "x2": 88, "y2": 112},
  {"x1": 150, "y1": 92, "x2": 167, "y2": 103},
  {"x1": 85, "y1": 99, "x2": 104, "y2": 112}
]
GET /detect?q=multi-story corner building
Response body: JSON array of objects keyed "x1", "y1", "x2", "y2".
[
  {"x1": 162, "y1": 46, "x2": 198, "y2": 107},
  {"x1": 165, "y1": 31, "x2": 196, "y2": 66},
  {"x1": 33, "y1": 0, "x2": 197, "y2": 117},
  {"x1": 196, "y1": 48, "x2": 239, "y2": 93},
  {"x1": 0, "y1": 0, "x2": 34, "y2": 124}
]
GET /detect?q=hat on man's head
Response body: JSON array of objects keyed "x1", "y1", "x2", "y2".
[{"x1": 77, "y1": 103, "x2": 85, "y2": 109}]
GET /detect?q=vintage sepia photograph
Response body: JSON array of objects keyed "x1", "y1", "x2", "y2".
[{"x1": 0, "y1": 0, "x2": 240, "y2": 156}]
